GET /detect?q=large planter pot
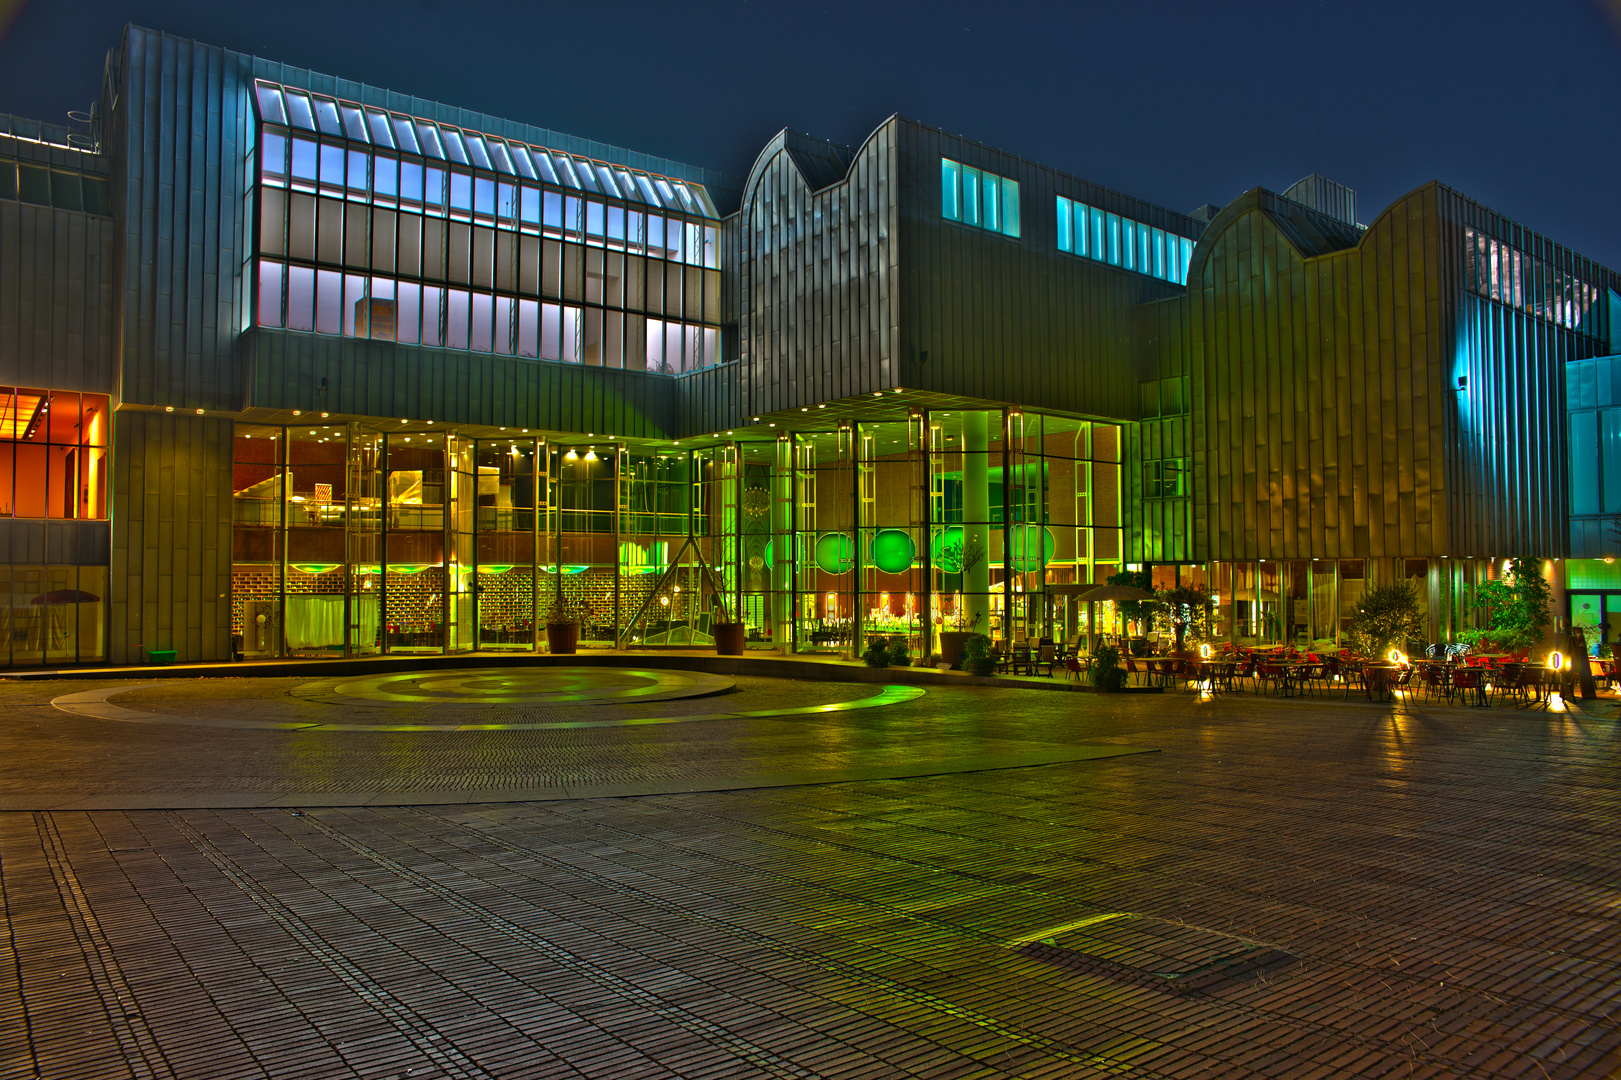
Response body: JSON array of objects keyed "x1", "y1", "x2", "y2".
[
  {"x1": 938, "y1": 631, "x2": 973, "y2": 670},
  {"x1": 546, "y1": 622, "x2": 579, "y2": 655},
  {"x1": 712, "y1": 621, "x2": 746, "y2": 655}
]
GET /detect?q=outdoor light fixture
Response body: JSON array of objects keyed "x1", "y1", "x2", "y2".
[
  {"x1": 1388, "y1": 649, "x2": 1405, "y2": 665},
  {"x1": 1548, "y1": 651, "x2": 1565, "y2": 670},
  {"x1": 1200, "y1": 643, "x2": 1212, "y2": 659}
]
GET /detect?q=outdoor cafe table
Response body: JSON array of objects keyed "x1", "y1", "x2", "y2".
[
  {"x1": 1357, "y1": 663, "x2": 1402, "y2": 702},
  {"x1": 1143, "y1": 657, "x2": 1186, "y2": 687}
]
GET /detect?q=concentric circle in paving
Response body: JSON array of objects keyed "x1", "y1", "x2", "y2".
[{"x1": 291, "y1": 666, "x2": 734, "y2": 707}]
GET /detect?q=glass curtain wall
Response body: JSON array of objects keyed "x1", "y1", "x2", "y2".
[
  {"x1": 225, "y1": 410, "x2": 1137, "y2": 660},
  {"x1": 0, "y1": 564, "x2": 106, "y2": 665},
  {"x1": 475, "y1": 437, "x2": 541, "y2": 650}
]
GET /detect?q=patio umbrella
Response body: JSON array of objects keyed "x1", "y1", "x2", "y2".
[
  {"x1": 1074, "y1": 584, "x2": 1156, "y2": 658},
  {"x1": 32, "y1": 590, "x2": 100, "y2": 605}
]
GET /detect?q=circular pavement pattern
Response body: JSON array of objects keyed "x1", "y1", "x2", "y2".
[
  {"x1": 290, "y1": 666, "x2": 735, "y2": 708},
  {"x1": 50, "y1": 670, "x2": 927, "y2": 733}
]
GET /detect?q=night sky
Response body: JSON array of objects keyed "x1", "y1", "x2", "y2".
[{"x1": 2, "y1": 0, "x2": 1619, "y2": 267}]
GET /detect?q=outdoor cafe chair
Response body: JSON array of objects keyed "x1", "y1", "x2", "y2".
[
  {"x1": 1451, "y1": 666, "x2": 1489, "y2": 707},
  {"x1": 1064, "y1": 655, "x2": 1083, "y2": 682}
]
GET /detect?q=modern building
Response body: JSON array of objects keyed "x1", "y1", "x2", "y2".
[{"x1": 2, "y1": 24, "x2": 1616, "y2": 668}]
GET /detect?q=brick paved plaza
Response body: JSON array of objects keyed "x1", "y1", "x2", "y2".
[{"x1": 0, "y1": 664, "x2": 1616, "y2": 1078}]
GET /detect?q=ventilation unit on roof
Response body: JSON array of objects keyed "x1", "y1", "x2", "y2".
[
  {"x1": 1187, "y1": 203, "x2": 1222, "y2": 225},
  {"x1": 1282, "y1": 174, "x2": 1357, "y2": 227}
]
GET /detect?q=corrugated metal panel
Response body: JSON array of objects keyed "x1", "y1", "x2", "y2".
[
  {"x1": 0, "y1": 199, "x2": 117, "y2": 392},
  {"x1": 108, "y1": 410, "x2": 233, "y2": 663},
  {"x1": 896, "y1": 119, "x2": 1186, "y2": 423},
  {"x1": 112, "y1": 27, "x2": 251, "y2": 413},
  {"x1": 242, "y1": 329, "x2": 681, "y2": 439}
]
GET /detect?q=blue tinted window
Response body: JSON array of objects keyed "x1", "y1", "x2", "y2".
[
  {"x1": 1121, "y1": 219, "x2": 1135, "y2": 271},
  {"x1": 450, "y1": 172, "x2": 471, "y2": 213},
  {"x1": 941, "y1": 159, "x2": 961, "y2": 221},
  {"x1": 1573, "y1": 410, "x2": 1599, "y2": 515},
  {"x1": 520, "y1": 186, "x2": 540, "y2": 226},
  {"x1": 1092, "y1": 212, "x2": 1105, "y2": 260},
  {"x1": 497, "y1": 182, "x2": 515, "y2": 221},
  {"x1": 1001, "y1": 179, "x2": 1019, "y2": 238},
  {"x1": 319, "y1": 143, "x2": 344, "y2": 188},
  {"x1": 1056, "y1": 197, "x2": 1071, "y2": 253},
  {"x1": 1606, "y1": 409, "x2": 1621, "y2": 513},
  {"x1": 982, "y1": 172, "x2": 1000, "y2": 233},
  {"x1": 962, "y1": 167, "x2": 981, "y2": 227},
  {"x1": 1074, "y1": 204, "x2": 1088, "y2": 257},
  {"x1": 374, "y1": 156, "x2": 397, "y2": 201},
  {"x1": 473, "y1": 176, "x2": 494, "y2": 217}
]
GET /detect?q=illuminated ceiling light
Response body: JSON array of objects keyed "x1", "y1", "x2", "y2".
[
  {"x1": 893, "y1": 388, "x2": 903, "y2": 393},
  {"x1": 292, "y1": 410, "x2": 302, "y2": 416},
  {"x1": 499, "y1": 426, "x2": 505, "y2": 430},
  {"x1": 164, "y1": 406, "x2": 174, "y2": 412},
  {"x1": 426, "y1": 419, "x2": 434, "y2": 424},
  {"x1": 565, "y1": 449, "x2": 578, "y2": 460},
  {"x1": 401, "y1": 419, "x2": 409, "y2": 423},
  {"x1": 584, "y1": 449, "x2": 597, "y2": 461},
  {"x1": 874, "y1": 392, "x2": 884, "y2": 397},
  {"x1": 587, "y1": 432, "x2": 593, "y2": 437},
  {"x1": 801, "y1": 407, "x2": 809, "y2": 412},
  {"x1": 195, "y1": 408, "x2": 205, "y2": 415},
  {"x1": 521, "y1": 428, "x2": 528, "y2": 433},
  {"x1": 753, "y1": 417, "x2": 760, "y2": 422},
  {"x1": 817, "y1": 404, "x2": 826, "y2": 408}
]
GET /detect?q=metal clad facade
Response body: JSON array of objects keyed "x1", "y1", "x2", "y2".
[
  {"x1": 897, "y1": 119, "x2": 1191, "y2": 419},
  {"x1": 726, "y1": 123, "x2": 898, "y2": 429},
  {"x1": 244, "y1": 330, "x2": 680, "y2": 438},
  {"x1": 1189, "y1": 185, "x2": 1447, "y2": 561},
  {"x1": 109, "y1": 410, "x2": 234, "y2": 663},
  {"x1": 107, "y1": 28, "x2": 247, "y2": 660}
]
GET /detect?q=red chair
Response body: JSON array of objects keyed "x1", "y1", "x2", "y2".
[{"x1": 1064, "y1": 655, "x2": 1083, "y2": 682}]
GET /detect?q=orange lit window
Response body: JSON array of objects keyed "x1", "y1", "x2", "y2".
[{"x1": 0, "y1": 388, "x2": 110, "y2": 520}]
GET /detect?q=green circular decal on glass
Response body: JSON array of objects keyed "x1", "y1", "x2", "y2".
[
  {"x1": 933, "y1": 526, "x2": 965, "y2": 574},
  {"x1": 1009, "y1": 524, "x2": 1056, "y2": 572},
  {"x1": 869, "y1": 529, "x2": 915, "y2": 574},
  {"x1": 814, "y1": 532, "x2": 855, "y2": 574}
]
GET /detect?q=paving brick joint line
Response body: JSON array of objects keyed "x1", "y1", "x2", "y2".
[
  {"x1": 33, "y1": 811, "x2": 176, "y2": 1080},
  {"x1": 286, "y1": 808, "x2": 822, "y2": 1080},
  {"x1": 165, "y1": 811, "x2": 494, "y2": 1080}
]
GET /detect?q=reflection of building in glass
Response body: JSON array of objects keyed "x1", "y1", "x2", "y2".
[{"x1": 2, "y1": 24, "x2": 1617, "y2": 666}]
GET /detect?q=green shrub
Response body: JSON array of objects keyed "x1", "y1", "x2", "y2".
[
  {"x1": 1459, "y1": 558, "x2": 1551, "y2": 651},
  {"x1": 961, "y1": 634, "x2": 997, "y2": 676},
  {"x1": 886, "y1": 638, "x2": 910, "y2": 667},
  {"x1": 1347, "y1": 582, "x2": 1425, "y2": 659},
  {"x1": 861, "y1": 639, "x2": 891, "y2": 668},
  {"x1": 1089, "y1": 643, "x2": 1126, "y2": 690}
]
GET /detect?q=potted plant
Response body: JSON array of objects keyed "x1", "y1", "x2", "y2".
[
  {"x1": 711, "y1": 600, "x2": 746, "y2": 656},
  {"x1": 546, "y1": 598, "x2": 586, "y2": 655},
  {"x1": 961, "y1": 633, "x2": 997, "y2": 677},
  {"x1": 1089, "y1": 643, "x2": 1126, "y2": 691}
]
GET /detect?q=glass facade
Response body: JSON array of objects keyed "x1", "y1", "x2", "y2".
[
  {"x1": 249, "y1": 82, "x2": 724, "y2": 371},
  {"x1": 228, "y1": 412, "x2": 1127, "y2": 657},
  {"x1": 1055, "y1": 195, "x2": 1193, "y2": 285},
  {"x1": 0, "y1": 564, "x2": 106, "y2": 665}
]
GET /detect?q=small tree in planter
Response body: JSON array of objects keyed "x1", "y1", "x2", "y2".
[
  {"x1": 1347, "y1": 582, "x2": 1425, "y2": 660},
  {"x1": 961, "y1": 634, "x2": 997, "y2": 676},
  {"x1": 546, "y1": 598, "x2": 588, "y2": 654},
  {"x1": 1089, "y1": 643, "x2": 1126, "y2": 691},
  {"x1": 1156, "y1": 585, "x2": 1213, "y2": 653}
]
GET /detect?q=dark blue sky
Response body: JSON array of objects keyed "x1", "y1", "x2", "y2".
[{"x1": 3, "y1": 0, "x2": 1620, "y2": 265}]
